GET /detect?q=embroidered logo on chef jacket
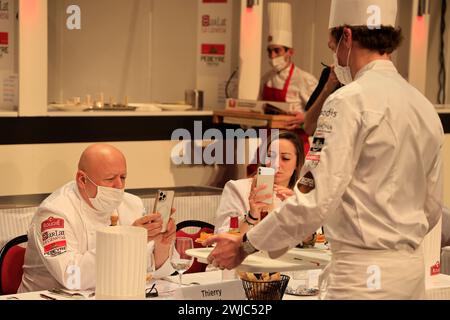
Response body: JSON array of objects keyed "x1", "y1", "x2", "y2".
[
  {"x1": 304, "y1": 152, "x2": 321, "y2": 169},
  {"x1": 298, "y1": 172, "x2": 315, "y2": 194},
  {"x1": 41, "y1": 217, "x2": 67, "y2": 257},
  {"x1": 316, "y1": 118, "x2": 333, "y2": 134},
  {"x1": 320, "y1": 108, "x2": 338, "y2": 118},
  {"x1": 310, "y1": 137, "x2": 325, "y2": 153}
]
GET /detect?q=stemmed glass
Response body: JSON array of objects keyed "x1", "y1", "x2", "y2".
[{"x1": 170, "y1": 237, "x2": 194, "y2": 287}]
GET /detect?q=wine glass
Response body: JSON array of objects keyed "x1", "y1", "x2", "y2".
[{"x1": 170, "y1": 237, "x2": 194, "y2": 287}]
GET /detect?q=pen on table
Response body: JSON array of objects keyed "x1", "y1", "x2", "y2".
[
  {"x1": 40, "y1": 293, "x2": 57, "y2": 300},
  {"x1": 294, "y1": 257, "x2": 321, "y2": 267}
]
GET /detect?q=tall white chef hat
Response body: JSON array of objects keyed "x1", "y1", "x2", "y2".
[
  {"x1": 268, "y1": 2, "x2": 293, "y2": 48},
  {"x1": 329, "y1": 0, "x2": 398, "y2": 29}
]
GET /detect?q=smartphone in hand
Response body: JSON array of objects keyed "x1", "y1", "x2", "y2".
[
  {"x1": 152, "y1": 190, "x2": 175, "y2": 233},
  {"x1": 256, "y1": 167, "x2": 275, "y2": 205}
]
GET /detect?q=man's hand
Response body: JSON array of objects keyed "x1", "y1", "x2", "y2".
[
  {"x1": 158, "y1": 218, "x2": 176, "y2": 245},
  {"x1": 285, "y1": 111, "x2": 305, "y2": 131},
  {"x1": 323, "y1": 66, "x2": 340, "y2": 94},
  {"x1": 133, "y1": 213, "x2": 163, "y2": 242},
  {"x1": 153, "y1": 208, "x2": 176, "y2": 270},
  {"x1": 204, "y1": 233, "x2": 247, "y2": 270},
  {"x1": 274, "y1": 184, "x2": 294, "y2": 201}
]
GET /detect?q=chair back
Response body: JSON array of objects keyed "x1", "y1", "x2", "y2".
[
  {"x1": 0, "y1": 234, "x2": 28, "y2": 295},
  {"x1": 176, "y1": 220, "x2": 214, "y2": 274}
]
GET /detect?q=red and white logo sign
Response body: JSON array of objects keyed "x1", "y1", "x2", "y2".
[
  {"x1": 41, "y1": 217, "x2": 67, "y2": 257},
  {"x1": 200, "y1": 44, "x2": 226, "y2": 67},
  {"x1": 431, "y1": 261, "x2": 441, "y2": 276},
  {"x1": 41, "y1": 217, "x2": 64, "y2": 232},
  {"x1": 201, "y1": 44, "x2": 225, "y2": 56},
  {"x1": 201, "y1": 15, "x2": 227, "y2": 34},
  {"x1": 202, "y1": 15, "x2": 210, "y2": 27},
  {"x1": 0, "y1": 32, "x2": 8, "y2": 46},
  {"x1": 306, "y1": 153, "x2": 321, "y2": 162}
]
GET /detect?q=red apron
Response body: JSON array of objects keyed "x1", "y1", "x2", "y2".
[{"x1": 247, "y1": 64, "x2": 310, "y2": 177}]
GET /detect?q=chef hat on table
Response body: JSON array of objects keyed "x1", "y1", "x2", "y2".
[
  {"x1": 268, "y1": 2, "x2": 293, "y2": 48},
  {"x1": 329, "y1": 0, "x2": 398, "y2": 29}
]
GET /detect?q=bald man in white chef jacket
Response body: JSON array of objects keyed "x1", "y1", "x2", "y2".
[
  {"x1": 18, "y1": 144, "x2": 176, "y2": 293},
  {"x1": 206, "y1": 0, "x2": 443, "y2": 299}
]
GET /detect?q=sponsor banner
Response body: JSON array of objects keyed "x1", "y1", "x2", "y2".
[
  {"x1": 197, "y1": 0, "x2": 233, "y2": 108},
  {"x1": 0, "y1": 32, "x2": 7, "y2": 45},
  {"x1": 0, "y1": 0, "x2": 15, "y2": 110},
  {"x1": 201, "y1": 44, "x2": 225, "y2": 55},
  {"x1": 201, "y1": 14, "x2": 227, "y2": 34}
]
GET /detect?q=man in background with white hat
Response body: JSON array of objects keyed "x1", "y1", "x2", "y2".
[
  {"x1": 260, "y1": 2, "x2": 318, "y2": 148},
  {"x1": 206, "y1": 0, "x2": 443, "y2": 299}
]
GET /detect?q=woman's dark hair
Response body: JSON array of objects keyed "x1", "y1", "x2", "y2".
[
  {"x1": 267, "y1": 130, "x2": 305, "y2": 189},
  {"x1": 330, "y1": 26, "x2": 403, "y2": 55}
]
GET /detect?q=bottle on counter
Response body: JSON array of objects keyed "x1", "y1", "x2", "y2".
[{"x1": 110, "y1": 211, "x2": 119, "y2": 226}]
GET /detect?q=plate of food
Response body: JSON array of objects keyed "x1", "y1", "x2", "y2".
[
  {"x1": 128, "y1": 103, "x2": 162, "y2": 112},
  {"x1": 186, "y1": 247, "x2": 330, "y2": 272},
  {"x1": 48, "y1": 104, "x2": 87, "y2": 112},
  {"x1": 157, "y1": 103, "x2": 192, "y2": 111},
  {"x1": 195, "y1": 231, "x2": 214, "y2": 244}
]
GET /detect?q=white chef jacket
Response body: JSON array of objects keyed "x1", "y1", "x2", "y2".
[
  {"x1": 214, "y1": 179, "x2": 282, "y2": 234},
  {"x1": 260, "y1": 64, "x2": 318, "y2": 111},
  {"x1": 18, "y1": 181, "x2": 174, "y2": 293},
  {"x1": 248, "y1": 60, "x2": 444, "y2": 299}
]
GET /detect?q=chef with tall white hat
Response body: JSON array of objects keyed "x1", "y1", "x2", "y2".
[
  {"x1": 248, "y1": 2, "x2": 318, "y2": 176},
  {"x1": 206, "y1": 0, "x2": 444, "y2": 299},
  {"x1": 261, "y1": 1, "x2": 317, "y2": 108}
]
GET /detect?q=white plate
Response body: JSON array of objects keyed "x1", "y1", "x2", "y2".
[
  {"x1": 186, "y1": 247, "x2": 331, "y2": 273},
  {"x1": 157, "y1": 104, "x2": 192, "y2": 111},
  {"x1": 48, "y1": 104, "x2": 86, "y2": 112},
  {"x1": 128, "y1": 103, "x2": 162, "y2": 112}
]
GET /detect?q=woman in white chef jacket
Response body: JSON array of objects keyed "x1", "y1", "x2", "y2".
[{"x1": 205, "y1": 0, "x2": 444, "y2": 300}]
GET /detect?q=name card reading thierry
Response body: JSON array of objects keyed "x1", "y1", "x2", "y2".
[{"x1": 178, "y1": 280, "x2": 246, "y2": 300}]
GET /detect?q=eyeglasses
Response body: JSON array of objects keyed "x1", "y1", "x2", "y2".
[
  {"x1": 267, "y1": 47, "x2": 285, "y2": 56},
  {"x1": 145, "y1": 283, "x2": 159, "y2": 298}
]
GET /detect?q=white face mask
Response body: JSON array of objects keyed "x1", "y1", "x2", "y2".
[
  {"x1": 333, "y1": 36, "x2": 353, "y2": 85},
  {"x1": 84, "y1": 175, "x2": 124, "y2": 213},
  {"x1": 270, "y1": 55, "x2": 289, "y2": 72}
]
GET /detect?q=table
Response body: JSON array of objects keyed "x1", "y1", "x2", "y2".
[{"x1": 2, "y1": 271, "x2": 450, "y2": 300}]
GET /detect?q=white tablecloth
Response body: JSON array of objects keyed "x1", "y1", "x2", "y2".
[{"x1": 2, "y1": 271, "x2": 450, "y2": 300}]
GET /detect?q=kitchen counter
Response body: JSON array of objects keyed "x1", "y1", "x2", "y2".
[
  {"x1": 47, "y1": 110, "x2": 213, "y2": 117},
  {"x1": 0, "y1": 110, "x2": 239, "y2": 145},
  {"x1": 1, "y1": 107, "x2": 449, "y2": 146},
  {"x1": 0, "y1": 111, "x2": 18, "y2": 117}
]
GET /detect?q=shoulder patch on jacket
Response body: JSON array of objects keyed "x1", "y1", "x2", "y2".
[
  {"x1": 41, "y1": 217, "x2": 67, "y2": 257},
  {"x1": 310, "y1": 137, "x2": 325, "y2": 153},
  {"x1": 298, "y1": 172, "x2": 316, "y2": 194}
]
